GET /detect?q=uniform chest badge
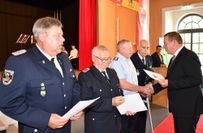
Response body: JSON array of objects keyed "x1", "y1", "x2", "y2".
[{"x1": 2, "y1": 69, "x2": 14, "y2": 85}]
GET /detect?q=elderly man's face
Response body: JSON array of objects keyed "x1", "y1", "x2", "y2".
[
  {"x1": 138, "y1": 41, "x2": 149, "y2": 57},
  {"x1": 41, "y1": 26, "x2": 65, "y2": 56},
  {"x1": 93, "y1": 51, "x2": 111, "y2": 70}
]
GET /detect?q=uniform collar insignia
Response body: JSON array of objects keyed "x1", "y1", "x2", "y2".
[{"x1": 2, "y1": 69, "x2": 14, "y2": 85}]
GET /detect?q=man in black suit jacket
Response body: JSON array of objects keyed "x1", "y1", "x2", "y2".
[
  {"x1": 78, "y1": 45, "x2": 124, "y2": 133},
  {"x1": 153, "y1": 31, "x2": 203, "y2": 133},
  {"x1": 151, "y1": 45, "x2": 165, "y2": 67},
  {"x1": 130, "y1": 39, "x2": 153, "y2": 133}
]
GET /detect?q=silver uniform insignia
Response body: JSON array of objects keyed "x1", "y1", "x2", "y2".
[
  {"x1": 113, "y1": 57, "x2": 119, "y2": 61},
  {"x1": 82, "y1": 68, "x2": 90, "y2": 73},
  {"x1": 12, "y1": 49, "x2": 27, "y2": 56},
  {"x1": 2, "y1": 69, "x2": 14, "y2": 85}
]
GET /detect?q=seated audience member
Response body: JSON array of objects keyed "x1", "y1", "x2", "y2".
[
  {"x1": 69, "y1": 45, "x2": 78, "y2": 69},
  {"x1": 151, "y1": 45, "x2": 165, "y2": 67},
  {"x1": 78, "y1": 45, "x2": 124, "y2": 133}
]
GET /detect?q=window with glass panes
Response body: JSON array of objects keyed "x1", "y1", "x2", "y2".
[{"x1": 177, "y1": 13, "x2": 203, "y2": 75}]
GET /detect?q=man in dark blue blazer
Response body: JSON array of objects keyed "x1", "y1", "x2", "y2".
[
  {"x1": 0, "y1": 17, "x2": 82, "y2": 133},
  {"x1": 151, "y1": 45, "x2": 165, "y2": 67},
  {"x1": 153, "y1": 31, "x2": 203, "y2": 133},
  {"x1": 78, "y1": 45, "x2": 124, "y2": 133},
  {"x1": 130, "y1": 39, "x2": 153, "y2": 133}
]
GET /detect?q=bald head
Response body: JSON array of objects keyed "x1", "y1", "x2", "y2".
[{"x1": 138, "y1": 39, "x2": 149, "y2": 57}]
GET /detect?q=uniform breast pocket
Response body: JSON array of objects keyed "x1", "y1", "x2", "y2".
[{"x1": 28, "y1": 78, "x2": 56, "y2": 100}]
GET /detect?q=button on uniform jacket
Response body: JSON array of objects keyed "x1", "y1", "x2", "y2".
[
  {"x1": 0, "y1": 45, "x2": 80, "y2": 133},
  {"x1": 78, "y1": 66, "x2": 122, "y2": 133}
]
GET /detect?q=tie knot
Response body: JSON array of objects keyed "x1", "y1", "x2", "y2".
[
  {"x1": 51, "y1": 58, "x2": 55, "y2": 62},
  {"x1": 142, "y1": 58, "x2": 145, "y2": 64},
  {"x1": 171, "y1": 56, "x2": 176, "y2": 61},
  {"x1": 101, "y1": 71, "x2": 106, "y2": 75}
]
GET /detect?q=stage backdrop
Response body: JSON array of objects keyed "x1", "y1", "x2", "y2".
[{"x1": 79, "y1": 0, "x2": 96, "y2": 70}]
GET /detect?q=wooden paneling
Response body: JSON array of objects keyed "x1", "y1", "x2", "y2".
[{"x1": 152, "y1": 67, "x2": 168, "y2": 108}]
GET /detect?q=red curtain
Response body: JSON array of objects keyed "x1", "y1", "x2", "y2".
[{"x1": 79, "y1": 0, "x2": 96, "y2": 70}]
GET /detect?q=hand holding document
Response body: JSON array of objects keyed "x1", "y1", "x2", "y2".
[
  {"x1": 62, "y1": 97, "x2": 100, "y2": 120},
  {"x1": 116, "y1": 93, "x2": 147, "y2": 115},
  {"x1": 144, "y1": 69, "x2": 164, "y2": 81}
]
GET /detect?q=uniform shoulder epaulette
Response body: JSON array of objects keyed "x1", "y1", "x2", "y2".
[
  {"x1": 113, "y1": 57, "x2": 119, "y2": 61},
  {"x1": 82, "y1": 68, "x2": 90, "y2": 73},
  {"x1": 12, "y1": 49, "x2": 27, "y2": 56}
]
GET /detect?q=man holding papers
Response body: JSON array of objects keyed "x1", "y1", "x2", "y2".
[
  {"x1": 0, "y1": 17, "x2": 82, "y2": 133},
  {"x1": 152, "y1": 32, "x2": 203, "y2": 133},
  {"x1": 78, "y1": 45, "x2": 124, "y2": 133},
  {"x1": 110, "y1": 39, "x2": 153, "y2": 133}
]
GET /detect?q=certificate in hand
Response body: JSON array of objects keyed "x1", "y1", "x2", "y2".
[
  {"x1": 62, "y1": 97, "x2": 100, "y2": 120},
  {"x1": 144, "y1": 69, "x2": 164, "y2": 81},
  {"x1": 117, "y1": 93, "x2": 147, "y2": 115}
]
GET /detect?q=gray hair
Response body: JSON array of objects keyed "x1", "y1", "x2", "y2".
[
  {"x1": 92, "y1": 45, "x2": 109, "y2": 58},
  {"x1": 116, "y1": 39, "x2": 131, "y2": 51},
  {"x1": 32, "y1": 16, "x2": 62, "y2": 40}
]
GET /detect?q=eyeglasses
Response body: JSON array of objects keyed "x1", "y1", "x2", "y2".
[{"x1": 94, "y1": 55, "x2": 112, "y2": 63}]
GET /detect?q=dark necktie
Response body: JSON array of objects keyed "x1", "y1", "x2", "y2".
[
  {"x1": 51, "y1": 58, "x2": 56, "y2": 67},
  {"x1": 169, "y1": 56, "x2": 176, "y2": 69},
  {"x1": 142, "y1": 58, "x2": 145, "y2": 65},
  {"x1": 101, "y1": 71, "x2": 110, "y2": 84}
]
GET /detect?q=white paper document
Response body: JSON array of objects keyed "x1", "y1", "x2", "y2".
[
  {"x1": 144, "y1": 69, "x2": 164, "y2": 81},
  {"x1": 62, "y1": 97, "x2": 100, "y2": 120},
  {"x1": 117, "y1": 93, "x2": 147, "y2": 115}
]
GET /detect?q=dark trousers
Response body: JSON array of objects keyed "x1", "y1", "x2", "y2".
[
  {"x1": 70, "y1": 58, "x2": 78, "y2": 69},
  {"x1": 120, "y1": 111, "x2": 147, "y2": 133},
  {"x1": 173, "y1": 115, "x2": 200, "y2": 133},
  {"x1": 134, "y1": 111, "x2": 147, "y2": 133}
]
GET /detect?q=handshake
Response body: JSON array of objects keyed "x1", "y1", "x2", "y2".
[
  {"x1": 139, "y1": 83, "x2": 154, "y2": 96},
  {"x1": 139, "y1": 78, "x2": 168, "y2": 96}
]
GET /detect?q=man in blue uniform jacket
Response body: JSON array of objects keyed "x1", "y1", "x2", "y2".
[
  {"x1": 0, "y1": 17, "x2": 82, "y2": 133},
  {"x1": 78, "y1": 45, "x2": 124, "y2": 133}
]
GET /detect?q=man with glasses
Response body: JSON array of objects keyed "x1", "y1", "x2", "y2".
[
  {"x1": 110, "y1": 39, "x2": 153, "y2": 133},
  {"x1": 78, "y1": 45, "x2": 124, "y2": 133}
]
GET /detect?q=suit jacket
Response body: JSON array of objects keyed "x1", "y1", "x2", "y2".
[
  {"x1": 78, "y1": 66, "x2": 122, "y2": 133},
  {"x1": 151, "y1": 52, "x2": 163, "y2": 67},
  {"x1": 0, "y1": 45, "x2": 80, "y2": 133},
  {"x1": 154, "y1": 47, "x2": 203, "y2": 117},
  {"x1": 130, "y1": 52, "x2": 153, "y2": 86}
]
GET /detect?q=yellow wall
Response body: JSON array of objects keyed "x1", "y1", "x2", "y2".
[
  {"x1": 150, "y1": 0, "x2": 203, "y2": 53},
  {"x1": 98, "y1": 0, "x2": 137, "y2": 57}
]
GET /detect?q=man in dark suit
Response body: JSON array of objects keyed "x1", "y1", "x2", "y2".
[
  {"x1": 151, "y1": 45, "x2": 165, "y2": 67},
  {"x1": 153, "y1": 31, "x2": 203, "y2": 133},
  {"x1": 0, "y1": 17, "x2": 82, "y2": 133},
  {"x1": 130, "y1": 39, "x2": 153, "y2": 133},
  {"x1": 78, "y1": 45, "x2": 124, "y2": 133}
]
